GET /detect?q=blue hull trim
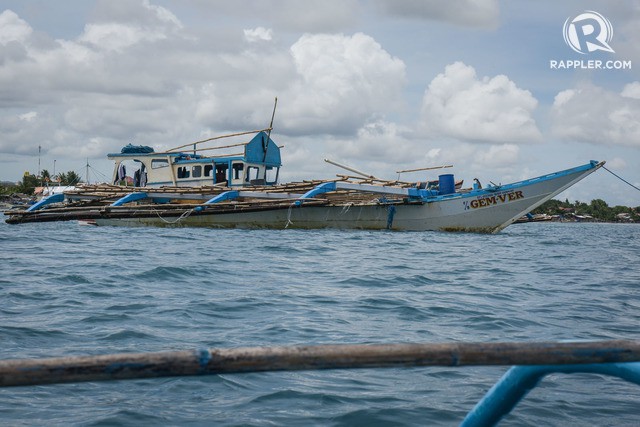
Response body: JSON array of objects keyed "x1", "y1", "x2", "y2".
[{"x1": 426, "y1": 160, "x2": 601, "y2": 204}]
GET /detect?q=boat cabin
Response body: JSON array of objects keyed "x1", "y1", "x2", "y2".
[{"x1": 107, "y1": 131, "x2": 281, "y2": 188}]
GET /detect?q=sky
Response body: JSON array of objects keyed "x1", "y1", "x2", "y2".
[{"x1": 0, "y1": 0, "x2": 639, "y2": 207}]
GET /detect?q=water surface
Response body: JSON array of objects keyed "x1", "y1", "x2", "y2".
[{"x1": 1, "y1": 217, "x2": 639, "y2": 426}]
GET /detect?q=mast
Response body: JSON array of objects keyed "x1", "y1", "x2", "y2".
[
  {"x1": 263, "y1": 97, "x2": 278, "y2": 179},
  {"x1": 38, "y1": 145, "x2": 41, "y2": 181}
]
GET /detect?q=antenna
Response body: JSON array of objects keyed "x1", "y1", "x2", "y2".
[
  {"x1": 264, "y1": 97, "x2": 277, "y2": 154},
  {"x1": 263, "y1": 97, "x2": 278, "y2": 179}
]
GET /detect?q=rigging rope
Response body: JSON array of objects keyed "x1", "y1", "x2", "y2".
[
  {"x1": 285, "y1": 204, "x2": 293, "y2": 228},
  {"x1": 603, "y1": 166, "x2": 640, "y2": 193},
  {"x1": 87, "y1": 164, "x2": 111, "y2": 182},
  {"x1": 152, "y1": 208, "x2": 194, "y2": 224}
]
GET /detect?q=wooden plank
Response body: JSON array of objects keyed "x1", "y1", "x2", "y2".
[{"x1": 1, "y1": 341, "x2": 639, "y2": 387}]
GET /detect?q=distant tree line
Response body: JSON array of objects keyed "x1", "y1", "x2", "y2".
[
  {"x1": 531, "y1": 198, "x2": 640, "y2": 222},
  {"x1": 0, "y1": 169, "x2": 82, "y2": 195}
]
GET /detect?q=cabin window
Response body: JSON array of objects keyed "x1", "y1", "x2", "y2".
[
  {"x1": 177, "y1": 166, "x2": 190, "y2": 179},
  {"x1": 215, "y1": 164, "x2": 228, "y2": 183},
  {"x1": 232, "y1": 163, "x2": 244, "y2": 180},
  {"x1": 151, "y1": 159, "x2": 169, "y2": 169},
  {"x1": 246, "y1": 166, "x2": 260, "y2": 182},
  {"x1": 204, "y1": 164, "x2": 213, "y2": 177},
  {"x1": 192, "y1": 165, "x2": 202, "y2": 178},
  {"x1": 265, "y1": 166, "x2": 279, "y2": 184}
]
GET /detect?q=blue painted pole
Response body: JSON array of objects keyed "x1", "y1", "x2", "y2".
[
  {"x1": 110, "y1": 192, "x2": 148, "y2": 207},
  {"x1": 461, "y1": 365, "x2": 546, "y2": 427},
  {"x1": 461, "y1": 362, "x2": 640, "y2": 426},
  {"x1": 26, "y1": 193, "x2": 65, "y2": 211}
]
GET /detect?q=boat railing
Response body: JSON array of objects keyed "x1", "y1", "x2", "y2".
[{"x1": 1, "y1": 340, "x2": 639, "y2": 426}]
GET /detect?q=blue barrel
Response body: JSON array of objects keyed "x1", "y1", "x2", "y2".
[{"x1": 438, "y1": 174, "x2": 455, "y2": 195}]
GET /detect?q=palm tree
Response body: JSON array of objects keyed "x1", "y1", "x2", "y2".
[
  {"x1": 40, "y1": 169, "x2": 51, "y2": 185},
  {"x1": 57, "y1": 171, "x2": 82, "y2": 185}
]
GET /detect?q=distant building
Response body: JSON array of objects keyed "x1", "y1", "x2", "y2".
[{"x1": 616, "y1": 213, "x2": 633, "y2": 222}]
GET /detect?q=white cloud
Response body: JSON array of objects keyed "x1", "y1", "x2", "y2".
[
  {"x1": 420, "y1": 62, "x2": 542, "y2": 144},
  {"x1": 0, "y1": 3, "x2": 407, "y2": 166},
  {"x1": 271, "y1": 0, "x2": 360, "y2": 32},
  {"x1": 182, "y1": 0, "x2": 360, "y2": 33},
  {"x1": 244, "y1": 27, "x2": 273, "y2": 42},
  {"x1": 0, "y1": 10, "x2": 32, "y2": 45},
  {"x1": 79, "y1": 23, "x2": 167, "y2": 52},
  {"x1": 375, "y1": 0, "x2": 500, "y2": 28},
  {"x1": 551, "y1": 83, "x2": 640, "y2": 148},
  {"x1": 91, "y1": 0, "x2": 182, "y2": 29},
  {"x1": 0, "y1": 4, "x2": 194, "y2": 160},
  {"x1": 280, "y1": 32, "x2": 406, "y2": 135},
  {"x1": 477, "y1": 144, "x2": 520, "y2": 168},
  {"x1": 19, "y1": 112, "x2": 37, "y2": 122},
  {"x1": 621, "y1": 82, "x2": 640, "y2": 99},
  {"x1": 611, "y1": 5, "x2": 640, "y2": 69},
  {"x1": 193, "y1": 32, "x2": 407, "y2": 135},
  {"x1": 78, "y1": 1, "x2": 182, "y2": 52},
  {"x1": 326, "y1": 119, "x2": 414, "y2": 163},
  {"x1": 607, "y1": 157, "x2": 627, "y2": 170}
]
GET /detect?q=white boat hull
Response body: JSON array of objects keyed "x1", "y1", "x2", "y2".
[{"x1": 94, "y1": 161, "x2": 604, "y2": 233}]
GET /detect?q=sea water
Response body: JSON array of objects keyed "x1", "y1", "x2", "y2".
[{"x1": 0, "y1": 216, "x2": 639, "y2": 426}]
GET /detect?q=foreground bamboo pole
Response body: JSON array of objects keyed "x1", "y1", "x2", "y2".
[{"x1": 1, "y1": 341, "x2": 639, "y2": 387}]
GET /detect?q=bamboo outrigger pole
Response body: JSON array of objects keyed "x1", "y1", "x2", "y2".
[
  {"x1": 1, "y1": 341, "x2": 639, "y2": 388},
  {"x1": 164, "y1": 129, "x2": 271, "y2": 153},
  {"x1": 396, "y1": 165, "x2": 453, "y2": 174},
  {"x1": 324, "y1": 159, "x2": 377, "y2": 179}
]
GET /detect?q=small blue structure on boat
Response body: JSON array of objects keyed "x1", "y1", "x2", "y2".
[{"x1": 438, "y1": 174, "x2": 456, "y2": 195}]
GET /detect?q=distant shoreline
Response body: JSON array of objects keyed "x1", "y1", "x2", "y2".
[{"x1": 515, "y1": 218, "x2": 639, "y2": 225}]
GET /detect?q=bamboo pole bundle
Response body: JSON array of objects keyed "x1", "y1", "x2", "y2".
[
  {"x1": 335, "y1": 175, "x2": 416, "y2": 187},
  {"x1": 1, "y1": 341, "x2": 639, "y2": 387}
]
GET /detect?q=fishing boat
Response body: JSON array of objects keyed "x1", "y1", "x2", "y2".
[{"x1": 4, "y1": 126, "x2": 604, "y2": 233}]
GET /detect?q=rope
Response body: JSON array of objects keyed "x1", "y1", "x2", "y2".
[
  {"x1": 603, "y1": 166, "x2": 640, "y2": 193},
  {"x1": 88, "y1": 164, "x2": 111, "y2": 183},
  {"x1": 340, "y1": 203, "x2": 353, "y2": 214},
  {"x1": 152, "y1": 208, "x2": 194, "y2": 224},
  {"x1": 285, "y1": 204, "x2": 293, "y2": 228}
]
